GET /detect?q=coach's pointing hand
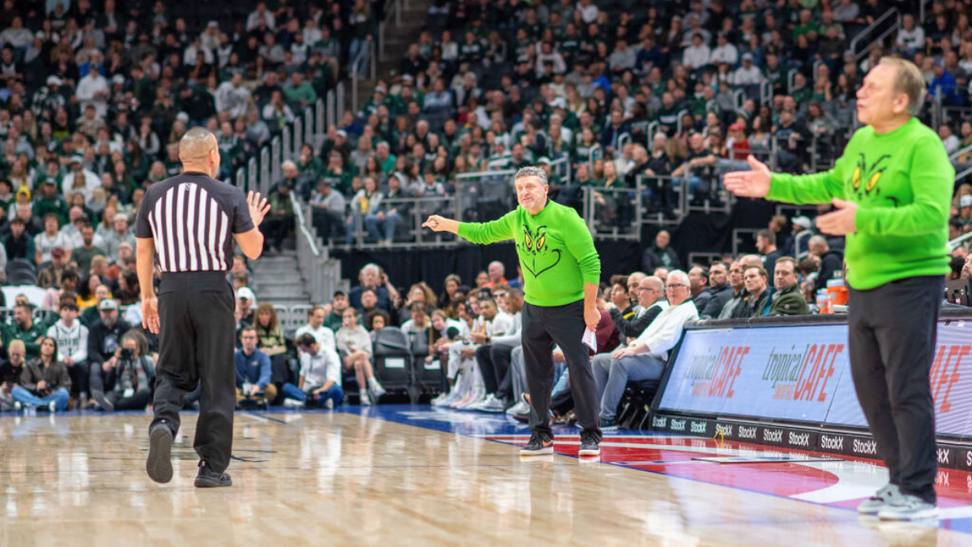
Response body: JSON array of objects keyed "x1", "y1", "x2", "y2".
[
  {"x1": 247, "y1": 191, "x2": 271, "y2": 227},
  {"x1": 724, "y1": 155, "x2": 772, "y2": 198},
  {"x1": 422, "y1": 215, "x2": 459, "y2": 234}
]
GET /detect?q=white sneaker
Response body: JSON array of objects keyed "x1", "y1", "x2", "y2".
[
  {"x1": 359, "y1": 391, "x2": 372, "y2": 406},
  {"x1": 13, "y1": 401, "x2": 21, "y2": 412},
  {"x1": 368, "y1": 378, "x2": 386, "y2": 400},
  {"x1": 324, "y1": 398, "x2": 334, "y2": 410},
  {"x1": 473, "y1": 394, "x2": 505, "y2": 413},
  {"x1": 858, "y1": 484, "x2": 901, "y2": 515},
  {"x1": 458, "y1": 390, "x2": 485, "y2": 410},
  {"x1": 449, "y1": 391, "x2": 474, "y2": 409},
  {"x1": 49, "y1": 401, "x2": 57, "y2": 413},
  {"x1": 282, "y1": 398, "x2": 306, "y2": 409},
  {"x1": 506, "y1": 401, "x2": 530, "y2": 415},
  {"x1": 430, "y1": 392, "x2": 450, "y2": 406},
  {"x1": 878, "y1": 493, "x2": 939, "y2": 521}
]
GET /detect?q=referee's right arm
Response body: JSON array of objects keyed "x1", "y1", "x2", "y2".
[{"x1": 234, "y1": 192, "x2": 271, "y2": 259}]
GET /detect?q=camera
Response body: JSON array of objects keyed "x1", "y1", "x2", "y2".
[{"x1": 120, "y1": 348, "x2": 134, "y2": 361}]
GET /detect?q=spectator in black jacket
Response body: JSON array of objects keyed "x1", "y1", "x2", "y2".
[
  {"x1": 688, "y1": 265, "x2": 711, "y2": 311},
  {"x1": 610, "y1": 276, "x2": 667, "y2": 345},
  {"x1": 809, "y1": 235, "x2": 844, "y2": 291},
  {"x1": 757, "y1": 229, "x2": 784, "y2": 280},
  {"x1": 641, "y1": 230, "x2": 681, "y2": 273},
  {"x1": 700, "y1": 262, "x2": 734, "y2": 319},
  {"x1": 87, "y1": 298, "x2": 131, "y2": 408}
]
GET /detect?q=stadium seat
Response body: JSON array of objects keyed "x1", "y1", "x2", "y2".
[{"x1": 372, "y1": 327, "x2": 413, "y2": 397}]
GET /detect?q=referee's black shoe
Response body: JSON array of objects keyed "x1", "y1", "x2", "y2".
[
  {"x1": 194, "y1": 461, "x2": 233, "y2": 488},
  {"x1": 146, "y1": 423, "x2": 174, "y2": 484}
]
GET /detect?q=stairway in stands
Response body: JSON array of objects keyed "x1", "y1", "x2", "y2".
[
  {"x1": 346, "y1": 0, "x2": 435, "y2": 113},
  {"x1": 250, "y1": 251, "x2": 309, "y2": 306}
]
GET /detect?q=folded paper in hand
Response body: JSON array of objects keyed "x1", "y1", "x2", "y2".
[{"x1": 582, "y1": 329, "x2": 597, "y2": 352}]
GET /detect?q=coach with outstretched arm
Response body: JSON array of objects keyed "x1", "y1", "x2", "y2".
[{"x1": 424, "y1": 166, "x2": 603, "y2": 457}]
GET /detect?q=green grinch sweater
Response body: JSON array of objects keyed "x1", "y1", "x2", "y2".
[
  {"x1": 457, "y1": 200, "x2": 600, "y2": 306},
  {"x1": 767, "y1": 117, "x2": 953, "y2": 290}
]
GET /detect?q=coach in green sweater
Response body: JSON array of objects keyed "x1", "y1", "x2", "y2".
[
  {"x1": 423, "y1": 166, "x2": 603, "y2": 457},
  {"x1": 726, "y1": 58, "x2": 950, "y2": 521}
]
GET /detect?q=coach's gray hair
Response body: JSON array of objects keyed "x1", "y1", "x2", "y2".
[
  {"x1": 179, "y1": 127, "x2": 217, "y2": 163},
  {"x1": 514, "y1": 166, "x2": 548, "y2": 186},
  {"x1": 879, "y1": 57, "x2": 926, "y2": 116}
]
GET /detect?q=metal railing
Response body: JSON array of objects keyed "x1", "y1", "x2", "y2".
[
  {"x1": 583, "y1": 183, "x2": 642, "y2": 240},
  {"x1": 225, "y1": 91, "x2": 347, "y2": 305},
  {"x1": 342, "y1": 194, "x2": 461, "y2": 248},
  {"x1": 379, "y1": 0, "x2": 403, "y2": 61},
  {"x1": 351, "y1": 39, "x2": 377, "y2": 113},
  {"x1": 291, "y1": 191, "x2": 347, "y2": 303},
  {"x1": 850, "y1": 8, "x2": 900, "y2": 61}
]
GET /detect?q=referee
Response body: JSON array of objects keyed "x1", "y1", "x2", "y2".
[
  {"x1": 726, "y1": 58, "x2": 951, "y2": 520},
  {"x1": 137, "y1": 127, "x2": 270, "y2": 488}
]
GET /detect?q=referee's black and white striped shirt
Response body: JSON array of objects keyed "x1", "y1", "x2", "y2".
[{"x1": 135, "y1": 172, "x2": 254, "y2": 273}]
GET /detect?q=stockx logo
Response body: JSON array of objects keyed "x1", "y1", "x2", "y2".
[{"x1": 517, "y1": 225, "x2": 561, "y2": 279}]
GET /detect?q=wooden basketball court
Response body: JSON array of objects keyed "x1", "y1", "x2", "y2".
[{"x1": 1, "y1": 406, "x2": 968, "y2": 546}]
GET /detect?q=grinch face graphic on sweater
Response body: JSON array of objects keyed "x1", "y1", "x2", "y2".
[
  {"x1": 517, "y1": 225, "x2": 562, "y2": 278},
  {"x1": 850, "y1": 153, "x2": 891, "y2": 202}
]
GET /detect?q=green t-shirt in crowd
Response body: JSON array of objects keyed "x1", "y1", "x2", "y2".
[
  {"x1": 767, "y1": 117, "x2": 952, "y2": 290},
  {"x1": 457, "y1": 199, "x2": 600, "y2": 306}
]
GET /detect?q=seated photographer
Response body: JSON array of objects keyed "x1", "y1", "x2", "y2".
[
  {"x1": 94, "y1": 330, "x2": 155, "y2": 411},
  {"x1": 235, "y1": 326, "x2": 277, "y2": 409},
  {"x1": 11, "y1": 337, "x2": 71, "y2": 412},
  {"x1": 282, "y1": 333, "x2": 343, "y2": 410}
]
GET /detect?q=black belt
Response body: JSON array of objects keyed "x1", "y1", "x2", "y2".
[{"x1": 159, "y1": 271, "x2": 231, "y2": 294}]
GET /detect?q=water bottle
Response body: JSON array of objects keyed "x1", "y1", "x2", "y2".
[{"x1": 816, "y1": 289, "x2": 829, "y2": 314}]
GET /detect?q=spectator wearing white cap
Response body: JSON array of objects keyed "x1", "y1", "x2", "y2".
[
  {"x1": 732, "y1": 53, "x2": 764, "y2": 85},
  {"x1": 76, "y1": 61, "x2": 110, "y2": 117}
]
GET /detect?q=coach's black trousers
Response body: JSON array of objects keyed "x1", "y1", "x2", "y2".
[
  {"x1": 150, "y1": 272, "x2": 237, "y2": 474},
  {"x1": 848, "y1": 275, "x2": 943, "y2": 504},
  {"x1": 522, "y1": 300, "x2": 602, "y2": 443}
]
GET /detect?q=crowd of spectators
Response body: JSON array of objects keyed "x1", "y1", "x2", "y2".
[
  {"x1": 2, "y1": 0, "x2": 972, "y2": 425},
  {"x1": 296, "y1": 0, "x2": 972, "y2": 246}
]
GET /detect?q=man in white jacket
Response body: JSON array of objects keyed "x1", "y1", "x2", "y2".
[
  {"x1": 47, "y1": 300, "x2": 90, "y2": 400},
  {"x1": 295, "y1": 305, "x2": 337, "y2": 353},
  {"x1": 593, "y1": 270, "x2": 699, "y2": 429}
]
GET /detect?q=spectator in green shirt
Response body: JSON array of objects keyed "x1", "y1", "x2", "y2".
[{"x1": 283, "y1": 72, "x2": 318, "y2": 108}]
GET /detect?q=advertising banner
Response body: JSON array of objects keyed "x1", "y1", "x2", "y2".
[{"x1": 657, "y1": 320, "x2": 972, "y2": 438}]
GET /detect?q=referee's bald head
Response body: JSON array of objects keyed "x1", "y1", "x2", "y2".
[{"x1": 179, "y1": 127, "x2": 219, "y2": 167}]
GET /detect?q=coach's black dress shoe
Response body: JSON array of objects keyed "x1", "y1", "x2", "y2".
[{"x1": 194, "y1": 461, "x2": 233, "y2": 488}]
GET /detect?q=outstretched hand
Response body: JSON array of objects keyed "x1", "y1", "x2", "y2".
[
  {"x1": 816, "y1": 198, "x2": 858, "y2": 235},
  {"x1": 247, "y1": 191, "x2": 272, "y2": 228},
  {"x1": 422, "y1": 215, "x2": 459, "y2": 234},
  {"x1": 723, "y1": 155, "x2": 772, "y2": 198}
]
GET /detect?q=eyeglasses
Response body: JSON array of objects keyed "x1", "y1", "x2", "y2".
[
  {"x1": 666, "y1": 283, "x2": 688, "y2": 289},
  {"x1": 639, "y1": 287, "x2": 656, "y2": 292}
]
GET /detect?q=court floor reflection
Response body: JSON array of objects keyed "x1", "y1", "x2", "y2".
[{"x1": 0, "y1": 407, "x2": 965, "y2": 546}]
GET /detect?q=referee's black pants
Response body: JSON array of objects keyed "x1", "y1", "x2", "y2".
[
  {"x1": 150, "y1": 273, "x2": 237, "y2": 474},
  {"x1": 848, "y1": 275, "x2": 943, "y2": 504},
  {"x1": 521, "y1": 300, "x2": 602, "y2": 443}
]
